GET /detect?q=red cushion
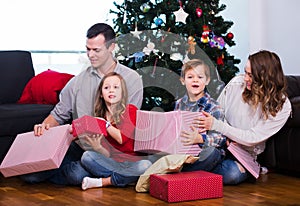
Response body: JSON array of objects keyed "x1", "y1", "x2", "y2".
[{"x1": 18, "y1": 69, "x2": 74, "y2": 105}]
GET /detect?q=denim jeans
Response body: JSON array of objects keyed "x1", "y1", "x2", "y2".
[
  {"x1": 181, "y1": 146, "x2": 249, "y2": 185},
  {"x1": 81, "y1": 151, "x2": 152, "y2": 187},
  {"x1": 181, "y1": 146, "x2": 223, "y2": 172},
  {"x1": 20, "y1": 141, "x2": 89, "y2": 185},
  {"x1": 212, "y1": 158, "x2": 249, "y2": 185}
]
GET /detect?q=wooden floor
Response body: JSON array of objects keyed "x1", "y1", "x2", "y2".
[{"x1": 0, "y1": 172, "x2": 300, "y2": 206}]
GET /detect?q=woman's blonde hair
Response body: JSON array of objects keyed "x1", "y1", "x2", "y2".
[
  {"x1": 94, "y1": 72, "x2": 128, "y2": 124},
  {"x1": 242, "y1": 50, "x2": 287, "y2": 119}
]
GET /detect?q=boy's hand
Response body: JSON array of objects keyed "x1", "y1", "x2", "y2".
[{"x1": 180, "y1": 126, "x2": 203, "y2": 145}]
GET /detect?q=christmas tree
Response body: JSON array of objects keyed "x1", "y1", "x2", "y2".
[{"x1": 110, "y1": 0, "x2": 240, "y2": 111}]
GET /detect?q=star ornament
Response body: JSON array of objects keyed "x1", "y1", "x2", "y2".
[
  {"x1": 173, "y1": 7, "x2": 189, "y2": 24},
  {"x1": 130, "y1": 27, "x2": 142, "y2": 39}
]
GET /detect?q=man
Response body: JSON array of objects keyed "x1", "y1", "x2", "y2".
[{"x1": 20, "y1": 23, "x2": 143, "y2": 185}]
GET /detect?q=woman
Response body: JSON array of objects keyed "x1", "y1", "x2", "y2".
[{"x1": 197, "y1": 50, "x2": 292, "y2": 184}]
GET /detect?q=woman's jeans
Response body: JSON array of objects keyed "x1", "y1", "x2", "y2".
[
  {"x1": 181, "y1": 146, "x2": 249, "y2": 185},
  {"x1": 81, "y1": 151, "x2": 152, "y2": 187}
]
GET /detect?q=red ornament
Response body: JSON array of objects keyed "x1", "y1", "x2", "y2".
[
  {"x1": 226, "y1": 32, "x2": 234, "y2": 40},
  {"x1": 196, "y1": 8, "x2": 202, "y2": 17},
  {"x1": 217, "y1": 56, "x2": 224, "y2": 65}
]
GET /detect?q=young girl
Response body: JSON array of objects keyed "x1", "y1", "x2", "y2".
[
  {"x1": 79, "y1": 72, "x2": 151, "y2": 190},
  {"x1": 175, "y1": 59, "x2": 226, "y2": 172}
]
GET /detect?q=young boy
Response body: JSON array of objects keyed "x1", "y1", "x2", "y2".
[{"x1": 175, "y1": 59, "x2": 226, "y2": 172}]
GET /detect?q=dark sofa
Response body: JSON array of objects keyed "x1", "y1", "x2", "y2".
[
  {"x1": 0, "y1": 50, "x2": 54, "y2": 163},
  {"x1": 259, "y1": 75, "x2": 300, "y2": 177}
]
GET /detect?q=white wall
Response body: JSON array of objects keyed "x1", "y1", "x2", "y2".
[
  {"x1": 224, "y1": 0, "x2": 299, "y2": 75},
  {"x1": 249, "y1": 0, "x2": 300, "y2": 75},
  {"x1": 1, "y1": 0, "x2": 299, "y2": 75},
  {"x1": 0, "y1": 0, "x2": 117, "y2": 51},
  {"x1": 220, "y1": 0, "x2": 249, "y2": 73}
]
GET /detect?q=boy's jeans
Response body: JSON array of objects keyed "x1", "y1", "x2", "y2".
[
  {"x1": 181, "y1": 146, "x2": 223, "y2": 172},
  {"x1": 181, "y1": 146, "x2": 248, "y2": 185}
]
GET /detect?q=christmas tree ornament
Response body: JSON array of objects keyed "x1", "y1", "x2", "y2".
[
  {"x1": 170, "y1": 53, "x2": 183, "y2": 61},
  {"x1": 130, "y1": 22, "x2": 142, "y2": 39},
  {"x1": 196, "y1": 8, "x2": 202, "y2": 17},
  {"x1": 154, "y1": 17, "x2": 164, "y2": 26},
  {"x1": 133, "y1": 52, "x2": 145, "y2": 63},
  {"x1": 173, "y1": 7, "x2": 189, "y2": 24},
  {"x1": 226, "y1": 32, "x2": 234, "y2": 40},
  {"x1": 188, "y1": 36, "x2": 196, "y2": 55},
  {"x1": 209, "y1": 35, "x2": 225, "y2": 49},
  {"x1": 143, "y1": 42, "x2": 159, "y2": 55},
  {"x1": 140, "y1": 2, "x2": 151, "y2": 13},
  {"x1": 217, "y1": 55, "x2": 224, "y2": 65},
  {"x1": 201, "y1": 25, "x2": 210, "y2": 43}
]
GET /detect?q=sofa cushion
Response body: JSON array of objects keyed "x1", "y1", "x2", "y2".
[
  {"x1": 286, "y1": 75, "x2": 300, "y2": 98},
  {"x1": 0, "y1": 50, "x2": 34, "y2": 104},
  {"x1": 18, "y1": 69, "x2": 74, "y2": 105},
  {"x1": 286, "y1": 96, "x2": 300, "y2": 127},
  {"x1": 0, "y1": 104, "x2": 54, "y2": 136}
]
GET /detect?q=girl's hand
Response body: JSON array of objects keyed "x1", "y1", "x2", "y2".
[
  {"x1": 84, "y1": 134, "x2": 104, "y2": 152},
  {"x1": 193, "y1": 111, "x2": 214, "y2": 132},
  {"x1": 180, "y1": 126, "x2": 203, "y2": 145}
]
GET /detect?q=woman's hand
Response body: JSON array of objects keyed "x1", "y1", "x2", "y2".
[
  {"x1": 192, "y1": 111, "x2": 214, "y2": 132},
  {"x1": 180, "y1": 126, "x2": 203, "y2": 145}
]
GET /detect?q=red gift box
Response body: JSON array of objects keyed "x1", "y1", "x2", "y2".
[
  {"x1": 0, "y1": 125, "x2": 73, "y2": 177},
  {"x1": 72, "y1": 115, "x2": 107, "y2": 150},
  {"x1": 150, "y1": 170, "x2": 223, "y2": 203},
  {"x1": 72, "y1": 115, "x2": 107, "y2": 137}
]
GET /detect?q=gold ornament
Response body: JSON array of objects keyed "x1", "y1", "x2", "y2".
[{"x1": 188, "y1": 36, "x2": 196, "y2": 55}]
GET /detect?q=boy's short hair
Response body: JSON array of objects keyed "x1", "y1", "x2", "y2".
[{"x1": 181, "y1": 59, "x2": 210, "y2": 78}]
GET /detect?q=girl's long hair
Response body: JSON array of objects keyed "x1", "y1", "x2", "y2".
[
  {"x1": 242, "y1": 50, "x2": 287, "y2": 119},
  {"x1": 94, "y1": 72, "x2": 128, "y2": 124}
]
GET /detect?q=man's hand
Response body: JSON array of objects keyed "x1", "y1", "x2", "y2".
[
  {"x1": 34, "y1": 123, "x2": 50, "y2": 136},
  {"x1": 33, "y1": 114, "x2": 60, "y2": 136}
]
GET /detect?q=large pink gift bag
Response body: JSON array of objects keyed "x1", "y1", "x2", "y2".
[
  {"x1": 0, "y1": 124, "x2": 73, "y2": 177},
  {"x1": 227, "y1": 142, "x2": 261, "y2": 179},
  {"x1": 134, "y1": 110, "x2": 205, "y2": 155}
]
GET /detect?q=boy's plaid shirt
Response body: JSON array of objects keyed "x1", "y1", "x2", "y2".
[{"x1": 174, "y1": 92, "x2": 226, "y2": 148}]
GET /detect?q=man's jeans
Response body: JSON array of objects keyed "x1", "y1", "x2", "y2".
[
  {"x1": 20, "y1": 142, "x2": 89, "y2": 185},
  {"x1": 81, "y1": 151, "x2": 152, "y2": 187}
]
